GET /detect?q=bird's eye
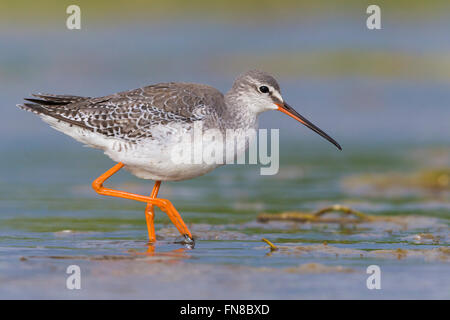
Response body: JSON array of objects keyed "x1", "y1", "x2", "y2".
[{"x1": 259, "y1": 86, "x2": 270, "y2": 94}]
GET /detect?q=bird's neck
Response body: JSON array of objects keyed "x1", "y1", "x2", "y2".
[{"x1": 223, "y1": 91, "x2": 258, "y2": 130}]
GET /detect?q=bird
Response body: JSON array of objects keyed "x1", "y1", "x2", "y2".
[{"x1": 18, "y1": 70, "x2": 341, "y2": 245}]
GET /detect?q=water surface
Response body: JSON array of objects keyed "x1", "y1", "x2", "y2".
[{"x1": 0, "y1": 18, "x2": 449, "y2": 299}]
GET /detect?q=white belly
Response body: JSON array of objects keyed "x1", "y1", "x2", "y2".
[
  {"x1": 42, "y1": 115, "x2": 255, "y2": 181},
  {"x1": 110, "y1": 139, "x2": 225, "y2": 181}
]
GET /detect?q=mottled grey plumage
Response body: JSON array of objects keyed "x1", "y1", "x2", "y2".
[
  {"x1": 231, "y1": 70, "x2": 280, "y2": 92},
  {"x1": 16, "y1": 69, "x2": 341, "y2": 248},
  {"x1": 17, "y1": 70, "x2": 288, "y2": 180},
  {"x1": 19, "y1": 83, "x2": 229, "y2": 143},
  {"x1": 17, "y1": 69, "x2": 341, "y2": 181},
  {"x1": 18, "y1": 70, "x2": 282, "y2": 143}
]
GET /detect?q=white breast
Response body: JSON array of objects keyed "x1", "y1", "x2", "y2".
[{"x1": 41, "y1": 114, "x2": 257, "y2": 181}]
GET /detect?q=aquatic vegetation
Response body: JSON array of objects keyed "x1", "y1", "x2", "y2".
[
  {"x1": 371, "y1": 247, "x2": 449, "y2": 262},
  {"x1": 213, "y1": 51, "x2": 450, "y2": 82},
  {"x1": 258, "y1": 205, "x2": 369, "y2": 223},
  {"x1": 1, "y1": 0, "x2": 450, "y2": 298},
  {"x1": 261, "y1": 238, "x2": 278, "y2": 251},
  {"x1": 343, "y1": 168, "x2": 450, "y2": 195},
  {"x1": 260, "y1": 241, "x2": 449, "y2": 262},
  {"x1": 282, "y1": 263, "x2": 354, "y2": 274},
  {"x1": 257, "y1": 205, "x2": 449, "y2": 267},
  {"x1": 256, "y1": 204, "x2": 433, "y2": 227}
]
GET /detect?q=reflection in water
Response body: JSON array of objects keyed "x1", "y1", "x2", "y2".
[
  {"x1": 0, "y1": 16, "x2": 449, "y2": 299},
  {"x1": 133, "y1": 244, "x2": 192, "y2": 262}
]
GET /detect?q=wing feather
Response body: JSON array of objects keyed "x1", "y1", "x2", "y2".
[{"x1": 18, "y1": 82, "x2": 225, "y2": 143}]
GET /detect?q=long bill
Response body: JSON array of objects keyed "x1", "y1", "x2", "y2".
[{"x1": 277, "y1": 102, "x2": 342, "y2": 150}]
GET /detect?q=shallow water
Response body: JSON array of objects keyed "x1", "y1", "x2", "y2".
[
  {"x1": 1, "y1": 18, "x2": 449, "y2": 298},
  {"x1": 0, "y1": 141, "x2": 448, "y2": 299}
]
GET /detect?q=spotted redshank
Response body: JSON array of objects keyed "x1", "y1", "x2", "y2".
[{"x1": 18, "y1": 70, "x2": 341, "y2": 245}]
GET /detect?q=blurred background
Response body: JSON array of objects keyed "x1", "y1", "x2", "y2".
[{"x1": 0, "y1": 1, "x2": 449, "y2": 299}]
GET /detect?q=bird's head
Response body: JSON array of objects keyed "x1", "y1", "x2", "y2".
[{"x1": 232, "y1": 70, "x2": 342, "y2": 150}]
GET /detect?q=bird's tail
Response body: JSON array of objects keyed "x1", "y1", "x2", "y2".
[{"x1": 17, "y1": 93, "x2": 89, "y2": 115}]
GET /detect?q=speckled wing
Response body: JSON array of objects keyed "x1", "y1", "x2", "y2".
[{"x1": 18, "y1": 83, "x2": 226, "y2": 143}]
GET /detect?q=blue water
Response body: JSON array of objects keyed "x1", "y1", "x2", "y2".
[{"x1": 0, "y1": 17, "x2": 449, "y2": 299}]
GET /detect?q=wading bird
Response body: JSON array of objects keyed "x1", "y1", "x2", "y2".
[{"x1": 18, "y1": 70, "x2": 341, "y2": 245}]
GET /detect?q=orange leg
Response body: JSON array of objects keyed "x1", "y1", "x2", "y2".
[
  {"x1": 145, "y1": 181, "x2": 160, "y2": 243},
  {"x1": 92, "y1": 162, "x2": 194, "y2": 244}
]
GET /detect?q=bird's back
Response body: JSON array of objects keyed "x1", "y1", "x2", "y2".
[
  {"x1": 18, "y1": 82, "x2": 230, "y2": 181},
  {"x1": 18, "y1": 82, "x2": 226, "y2": 143}
]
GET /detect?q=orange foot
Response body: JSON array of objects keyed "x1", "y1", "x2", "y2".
[{"x1": 92, "y1": 162, "x2": 194, "y2": 245}]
